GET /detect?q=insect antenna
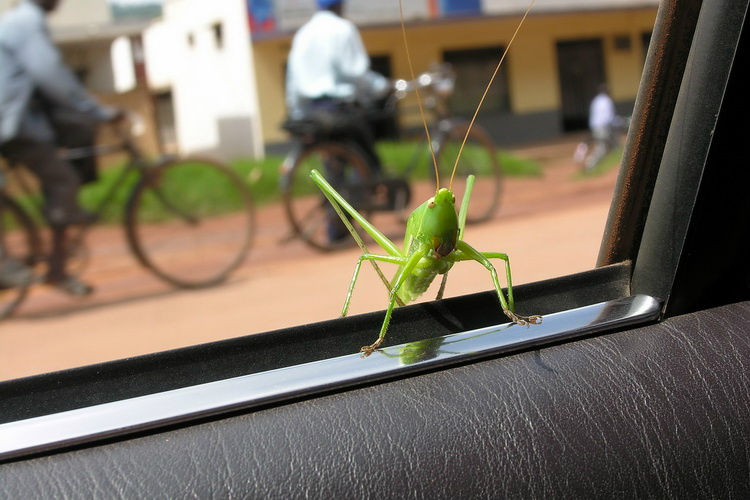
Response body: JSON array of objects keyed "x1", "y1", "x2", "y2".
[
  {"x1": 448, "y1": 0, "x2": 536, "y2": 191},
  {"x1": 398, "y1": 0, "x2": 440, "y2": 193}
]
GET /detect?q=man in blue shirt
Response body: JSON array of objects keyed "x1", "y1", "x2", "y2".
[{"x1": 0, "y1": 0, "x2": 123, "y2": 294}]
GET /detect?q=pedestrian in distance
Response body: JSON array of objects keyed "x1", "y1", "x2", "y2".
[{"x1": 583, "y1": 84, "x2": 617, "y2": 172}]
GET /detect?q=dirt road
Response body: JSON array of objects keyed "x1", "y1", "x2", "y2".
[{"x1": 0, "y1": 140, "x2": 619, "y2": 380}]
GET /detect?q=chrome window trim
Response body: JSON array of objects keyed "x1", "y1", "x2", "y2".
[{"x1": 0, "y1": 294, "x2": 659, "y2": 462}]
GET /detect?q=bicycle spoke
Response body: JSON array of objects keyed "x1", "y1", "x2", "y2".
[{"x1": 152, "y1": 187, "x2": 199, "y2": 225}]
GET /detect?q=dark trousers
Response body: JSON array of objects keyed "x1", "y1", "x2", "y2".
[
  {"x1": 0, "y1": 109, "x2": 98, "y2": 279},
  {"x1": 304, "y1": 98, "x2": 382, "y2": 242},
  {"x1": 308, "y1": 98, "x2": 381, "y2": 174},
  {"x1": 0, "y1": 109, "x2": 97, "y2": 226},
  {"x1": 1, "y1": 138, "x2": 81, "y2": 226}
]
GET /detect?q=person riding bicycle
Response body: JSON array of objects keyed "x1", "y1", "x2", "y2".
[
  {"x1": 0, "y1": 0, "x2": 124, "y2": 294},
  {"x1": 285, "y1": 0, "x2": 389, "y2": 242}
]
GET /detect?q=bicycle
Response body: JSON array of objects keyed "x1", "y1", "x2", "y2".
[
  {"x1": 280, "y1": 63, "x2": 503, "y2": 251},
  {"x1": 0, "y1": 117, "x2": 255, "y2": 318}
]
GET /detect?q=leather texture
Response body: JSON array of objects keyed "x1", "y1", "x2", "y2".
[{"x1": 3, "y1": 301, "x2": 750, "y2": 498}]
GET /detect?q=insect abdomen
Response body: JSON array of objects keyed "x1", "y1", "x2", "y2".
[{"x1": 397, "y1": 255, "x2": 453, "y2": 303}]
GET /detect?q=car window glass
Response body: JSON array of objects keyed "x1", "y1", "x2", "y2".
[{"x1": 0, "y1": 0, "x2": 658, "y2": 381}]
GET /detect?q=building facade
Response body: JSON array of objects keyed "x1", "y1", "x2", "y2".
[
  {"x1": 252, "y1": 0, "x2": 658, "y2": 146},
  {"x1": 1, "y1": 0, "x2": 660, "y2": 159},
  {"x1": 0, "y1": 0, "x2": 163, "y2": 156},
  {"x1": 143, "y1": 0, "x2": 264, "y2": 160}
]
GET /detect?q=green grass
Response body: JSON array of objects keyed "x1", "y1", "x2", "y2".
[
  {"x1": 376, "y1": 140, "x2": 542, "y2": 178},
  {"x1": 231, "y1": 155, "x2": 285, "y2": 205},
  {"x1": 78, "y1": 164, "x2": 139, "y2": 222},
  {"x1": 7, "y1": 141, "x2": 542, "y2": 226}
]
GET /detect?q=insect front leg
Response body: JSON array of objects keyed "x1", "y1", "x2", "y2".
[
  {"x1": 311, "y1": 168, "x2": 406, "y2": 306},
  {"x1": 343, "y1": 253, "x2": 407, "y2": 317},
  {"x1": 453, "y1": 240, "x2": 542, "y2": 326},
  {"x1": 361, "y1": 246, "x2": 428, "y2": 357}
]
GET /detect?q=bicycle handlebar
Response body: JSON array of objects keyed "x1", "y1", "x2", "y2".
[
  {"x1": 392, "y1": 63, "x2": 456, "y2": 101},
  {"x1": 60, "y1": 112, "x2": 145, "y2": 161}
]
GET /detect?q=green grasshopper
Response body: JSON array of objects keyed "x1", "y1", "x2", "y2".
[{"x1": 310, "y1": 0, "x2": 540, "y2": 356}]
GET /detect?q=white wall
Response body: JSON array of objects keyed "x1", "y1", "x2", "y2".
[{"x1": 143, "y1": 0, "x2": 263, "y2": 160}]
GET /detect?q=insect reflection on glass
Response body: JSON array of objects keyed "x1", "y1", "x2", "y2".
[
  {"x1": 311, "y1": 0, "x2": 541, "y2": 356},
  {"x1": 380, "y1": 323, "x2": 513, "y2": 365}
]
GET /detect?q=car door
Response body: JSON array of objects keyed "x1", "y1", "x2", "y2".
[{"x1": 2, "y1": 0, "x2": 749, "y2": 496}]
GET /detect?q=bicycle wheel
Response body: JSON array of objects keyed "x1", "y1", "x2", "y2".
[
  {"x1": 125, "y1": 158, "x2": 254, "y2": 288},
  {"x1": 282, "y1": 142, "x2": 374, "y2": 251},
  {"x1": 435, "y1": 122, "x2": 502, "y2": 223},
  {"x1": 0, "y1": 193, "x2": 41, "y2": 318}
]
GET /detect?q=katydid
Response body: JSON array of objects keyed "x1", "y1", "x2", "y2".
[
  {"x1": 309, "y1": 0, "x2": 540, "y2": 356},
  {"x1": 310, "y1": 170, "x2": 541, "y2": 356}
]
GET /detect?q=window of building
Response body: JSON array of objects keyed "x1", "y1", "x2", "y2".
[
  {"x1": 442, "y1": 46, "x2": 511, "y2": 116},
  {"x1": 556, "y1": 38, "x2": 606, "y2": 131},
  {"x1": 613, "y1": 34, "x2": 632, "y2": 51},
  {"x1": 154, "y1": 91, "x2": 177, "y2": 154},
  {"x1": 369, "y1": 55, "x2": 398, "y2": 140},
  {"x1": 212, "y1": 22, "x2": 224, "y2": 50}
]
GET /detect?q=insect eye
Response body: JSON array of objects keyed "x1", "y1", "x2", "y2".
[{"x1": 428, "y1": 201, "x2": 436, "y2": 209}]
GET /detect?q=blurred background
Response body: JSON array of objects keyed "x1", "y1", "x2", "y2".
[{"x1": 0, "y1": 0, "x2": 657, "y2": 379}]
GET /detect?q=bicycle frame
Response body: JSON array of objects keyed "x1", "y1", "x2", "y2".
[
  {"x1": 21, "y1": 133, "x2": 149, "y2": 211},
  {"x1": 0, "y1": 128, "x2": 158, "y2": 265}
]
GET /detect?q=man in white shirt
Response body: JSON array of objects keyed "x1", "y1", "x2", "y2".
[
  {"x1": 584, "y1": 84, "x2": 617, "y2": 171},
  {"x1": 286, "y1": 0, "x2": 387, "y2": 169},
  {"x1": 286, "y1": 0, "x2": 388, "y2": 242}
]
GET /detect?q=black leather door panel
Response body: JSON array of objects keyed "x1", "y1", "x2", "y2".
[{"x1": 3, "y1": 301, "x2": 749, "y2": 497}]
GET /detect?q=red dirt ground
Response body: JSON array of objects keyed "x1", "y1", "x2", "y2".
[{"x1": 0, "y1": 139, "x2": 620, "y2": 380}]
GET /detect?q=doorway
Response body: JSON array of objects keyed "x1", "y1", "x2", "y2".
[
  {"x1": 556, "y1": 38, "x2": 606, "y2": 131},
  {"x1": 370, "y1": 55, "x2": 398, "y2": 139}
]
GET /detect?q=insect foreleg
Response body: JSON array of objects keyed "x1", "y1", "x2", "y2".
[
  {"x1": 310, "y1": 168, "x2": 403, "y2": 304},
  {"x1": 344, "y1": 253, "x2": 407, "y2": 317},
  {"x1": 453, "y1": 241, "x2": 541, "y2": 326},
  {"x1": 310, "y1": 169, "x2": 401, "y2": 256},
  {"x1": 361, "y1": 245, "x2": 429, "y2": 356},
  {"x1": 435, "y1": 174, "x2": 476, "y2": 302}
]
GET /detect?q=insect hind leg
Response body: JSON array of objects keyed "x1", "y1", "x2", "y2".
[
  {"x1": 480, "y1": 251, "x2": 541, "y2": 325},
  {"x1": 453, "y1": 241, "x2": 542, "y2": 326}
]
